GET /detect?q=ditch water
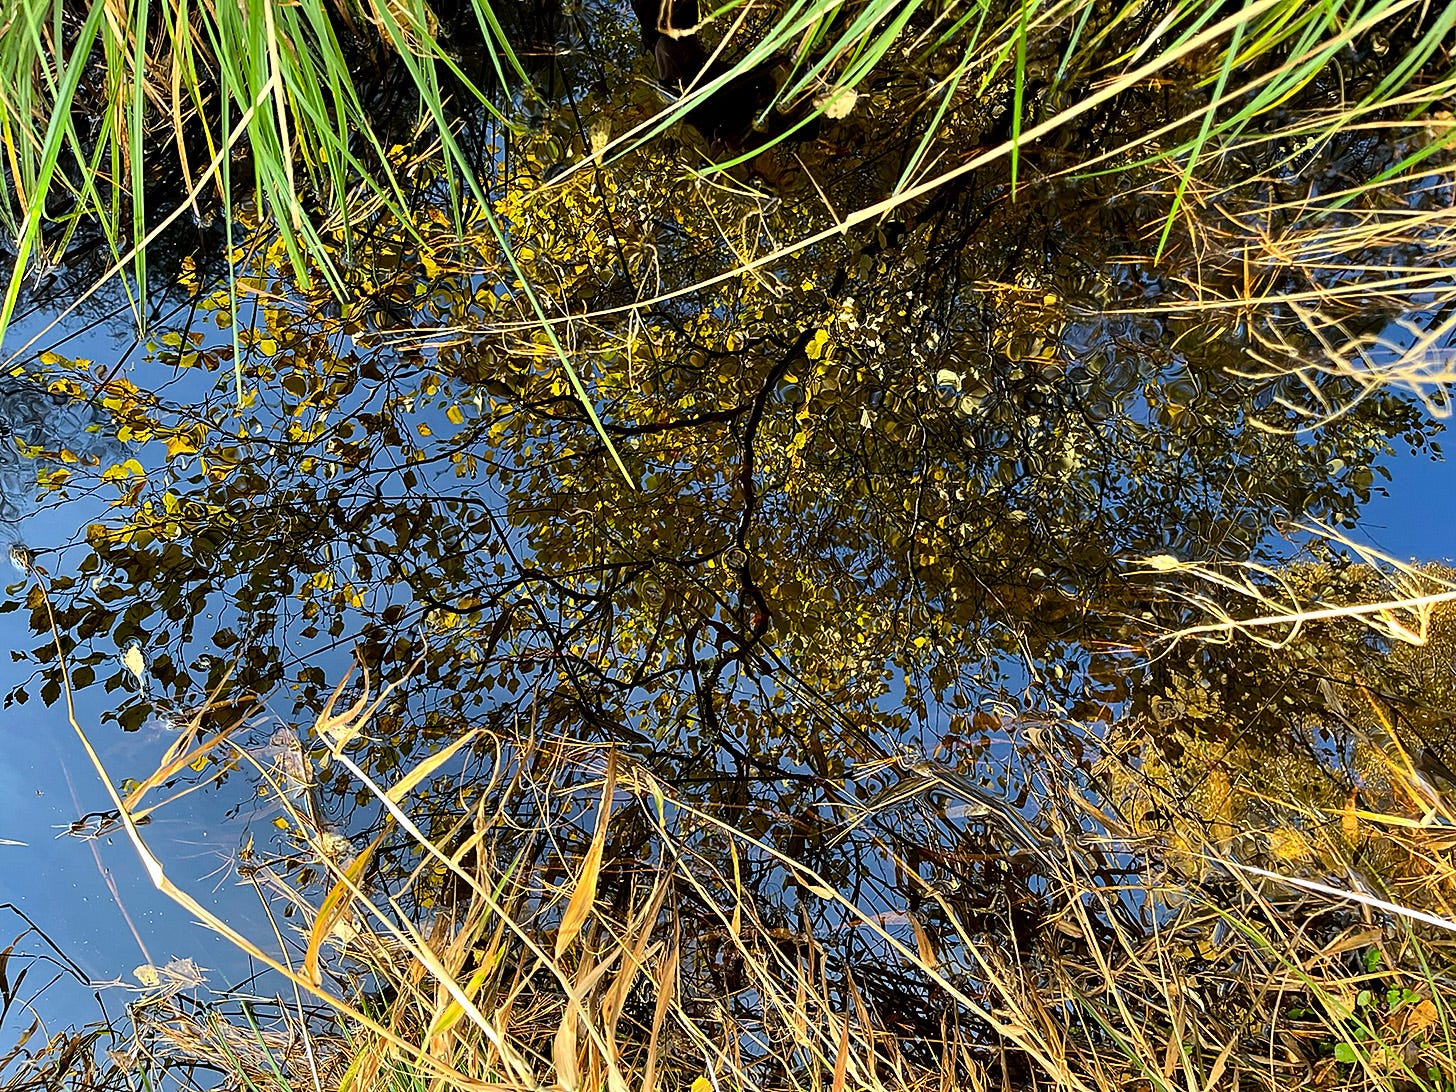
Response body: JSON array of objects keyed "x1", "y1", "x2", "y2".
[{"x1": 1, "y1": 0, "x2": 1455, "y2": 1081}]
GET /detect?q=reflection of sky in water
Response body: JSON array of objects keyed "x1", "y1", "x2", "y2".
[
  {"x1": 0, "y1": 378, "x2": 122, "y2": 528},
  {"x1": 1362, "y1": 447, "x2": 1453, "y2": 561},
  {"x1": 0, "y1": 266, "x2": 1451, "y2": 1038},
  {"x1": 1354, "y1": 305, "x2": 1453, "y2": 562},
  {"x1": 0, "y1": 299, "x2": 289, "y2": 1038}
]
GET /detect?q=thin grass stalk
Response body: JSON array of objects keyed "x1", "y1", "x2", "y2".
[
  {"x1": 1009, "y1": 0, "x2": 1030, "y2": 195},
  {"x1": 1155, "y1": 13, "x2": 1245, "y2": 258}
]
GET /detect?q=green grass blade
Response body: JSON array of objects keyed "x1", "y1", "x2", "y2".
[
  {"x1": 0, "y1": 0, "x2": 108, "y2": 349},
  {"x1": 1155, "y1": 14, "x2": 1246, "y2": 260}
]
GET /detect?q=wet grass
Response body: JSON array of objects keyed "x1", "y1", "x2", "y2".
[
  {"x1": 0, "y1": 0, "x2": 529, "y2": 323},
  {"x1": 3, "y1": 0, "x2": 1454, "y2": 465}
]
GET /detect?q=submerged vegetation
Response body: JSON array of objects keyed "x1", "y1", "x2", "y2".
[{"x1": 3, "y1": 0, "x2": 1456, "y2": 1089}]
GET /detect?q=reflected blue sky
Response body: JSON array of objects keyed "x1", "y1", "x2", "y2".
[
  {"x1": 0, "y1": 301, "x2": 282, "y2": 1039},
  {"x1": 0, "y1": 284, "x2": 1451, "y2": 1041},
  {"x1": 1363, "y1": 444, "x2": 1453, "y2": 562}
]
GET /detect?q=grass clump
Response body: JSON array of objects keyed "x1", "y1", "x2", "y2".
[{"x1": 12, "y1": 644, "x2": 1456, "y2": 1092}]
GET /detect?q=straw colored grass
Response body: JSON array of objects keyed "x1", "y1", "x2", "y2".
[{"x1": 17, "y1": 643, "x2": 1455, "y2": 1092}]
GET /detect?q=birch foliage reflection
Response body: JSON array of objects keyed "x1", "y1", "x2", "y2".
[
  {"x1": 9, "y1": 0, "x2": 1448, "y2": 865},
  {"x1": 6, "y1": 6, "x2": 1456, "y2": 1085}
]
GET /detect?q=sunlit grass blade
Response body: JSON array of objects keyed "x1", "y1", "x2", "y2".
[
  {"x1": 1155, "y1": 13, "x2": 1244, "y2": 259},
  {"x1": 0, "y1": 0, "x2": 107, "y2": 345}
]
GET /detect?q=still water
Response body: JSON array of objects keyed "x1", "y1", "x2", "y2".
[{"x1": 0, "y1": 0, "x2": 1453, "y2": 1068}]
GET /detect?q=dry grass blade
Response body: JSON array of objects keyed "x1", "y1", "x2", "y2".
[
  {"x1": 1133, "y1": 526, "x2": 1456, "y2": 650},
  {"x1": 555, "y1": 749, "x2": 616, "y2": 961},
  {"x1": 32, "y1": 675, "x2": 1456, "y2": 1092}
]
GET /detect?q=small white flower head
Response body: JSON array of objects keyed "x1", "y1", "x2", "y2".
[{"x1": 7, "y1": 543, "x2": 32, "y2": 574}]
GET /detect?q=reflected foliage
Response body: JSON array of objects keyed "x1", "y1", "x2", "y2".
[
  {"x1": 5, "y1": 4, "x2": 1456, "y2": 1086},
  {"x1": 9, "y1": 0, "x2": 1451, "y2": 949},
  {"x1": 0, "y1": 373, "x2": 121, "y2": 527}
]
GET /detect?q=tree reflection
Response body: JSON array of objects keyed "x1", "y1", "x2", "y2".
[{"x1": 10, "y1": 0, "x2": 1448, "y2": 927}]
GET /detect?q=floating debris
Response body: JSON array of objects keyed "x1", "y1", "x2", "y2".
[{"x1": 121, "y1": 637, "x2": 152, "y2": 699}]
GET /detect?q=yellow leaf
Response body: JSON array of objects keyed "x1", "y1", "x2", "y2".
[
  {"x1": 589, "y1": 116, "x2": 612, "y2": 155},
  {"x1": 813, "y1": 86, "x2": 858, "y2": 120},
  {"x1": 556, "y1": 750, "x2": 616, "y2": 959},
  {"x1": 1266, "y1": 826, "x2": 1310, "y2": 862},
  {"x1": 101, "y1": 459, "x2": 145, "y2": 484},
  {"x1": 446, "y1": 404, "x2": 465, "y2": 425},
  {"x1": 691, "y1": 1079, "x2": 712, "y2": 1092},
  {"x1": 164, "y1": 431, "x2": 200, "y2": 459},
  {"x1": 805, "y1": 330, "x2": 829, "y2": 360}
]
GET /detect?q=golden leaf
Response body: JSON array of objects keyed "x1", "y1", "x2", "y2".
[
  {"x1": 164, "y1": 431, "x2": 199, "y2": 459},
  {"x1": 814, "y1": 86, "x2": 859, "y2": 120},
  {"x1": 906, "y1": 911, "x2": 937, "y2": 969},
  {"x1": 556, "y1": 750, "x2": 616, "y2": 959}
]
